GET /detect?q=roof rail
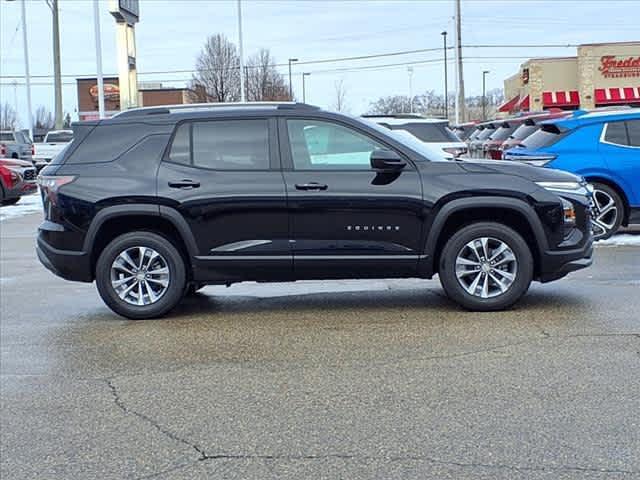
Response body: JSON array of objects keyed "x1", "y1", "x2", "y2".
[
  {"x1": 361, "y1": 114, "x2": 425, "y2": 119},
  {"x1": 113, "y1": 102, "x2": 320, "y2": 118}
]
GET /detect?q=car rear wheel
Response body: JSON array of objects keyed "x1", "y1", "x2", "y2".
[
  {"x1": 590, "y1": 182, "x2": 623, "y2": 240},
  {"x1": 96, "y1": 232, "x2": 186, "y2": 319},
  {"x1": 438, "y1": 222, "x2": 533, "y2": 311}
]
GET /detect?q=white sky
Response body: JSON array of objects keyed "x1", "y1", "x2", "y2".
[{"x1": 1, "y1": 0, "x2": 638, "y2": 129}]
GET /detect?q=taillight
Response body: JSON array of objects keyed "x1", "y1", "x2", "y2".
[
  {"x1": 0, "y1": 144, "x2": 6, "y2": 156},
  {"x1": 37, "y1": 175, "x2": 76, "y2": 206},
  {"x1": 31, "y1": 144, "x2": 35, "y2": 156}
]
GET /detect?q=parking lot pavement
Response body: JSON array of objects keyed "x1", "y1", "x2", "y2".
[{"x1": 1, "y1": 211, "x2": 639, "y2": 480}]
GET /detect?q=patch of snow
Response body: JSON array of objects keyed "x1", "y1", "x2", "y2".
[
  {"x1": 595, "y1": 234, "x2": 640, "y2": 247},
  {"x1": 205, "y1": 278, "x2": 428, "y2": 298},
  {"x1": 0, "y1": 194, "x2": 43, "y2": 222}
]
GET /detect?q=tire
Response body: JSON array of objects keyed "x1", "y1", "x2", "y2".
[
  {"x1": 438, "y1": 222, "x2": 534, "y2": 311},
  {"x1": 95, "y1": 232, "x2": 187, "y2": 319},
  {"x1": 2, "y1": 197, "x2": 20, "y2": 206},
  {"x1": 591, "y1": 182, "x2": 623, "y2": 240}
]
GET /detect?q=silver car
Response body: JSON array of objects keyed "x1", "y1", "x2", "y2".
[{"x1": 0, "y1": 130, "x2": 33, "y2": 161}]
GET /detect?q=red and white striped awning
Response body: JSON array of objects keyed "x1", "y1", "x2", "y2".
[
  {"x1": 542, "y1": 90, "x2": 580, "y2": 108},
  {"x1": 498, "y1": 95, "x2": 519, "y2": 113},
  {"x1": 595, "y1": 87, "x2": 640, "y2": 105},
  {"x1": 516, "y1": 95, "x2": 530, "y2": 111}
]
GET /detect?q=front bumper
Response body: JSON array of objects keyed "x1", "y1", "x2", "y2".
[
  {"x1": 538, "y1": 238, "x2": 594, "y2": 282},
  {"x1": 4, "y1": 181, "x2": 37, "y2": 199}
]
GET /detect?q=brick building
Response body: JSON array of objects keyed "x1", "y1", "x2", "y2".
[
  {"x1": 76, "y1": 77, "x2": 195, "y2": 120},
  {"x1": 500, "y1": 41, "x2": 640, "y2": 114}
]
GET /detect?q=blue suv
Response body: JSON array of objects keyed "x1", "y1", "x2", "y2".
[{"x1": 504, "y1": 110, "x2": 640, "y2": 239}]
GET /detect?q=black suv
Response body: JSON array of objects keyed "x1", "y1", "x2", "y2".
[{"x1": 37, "y1": 103, "x2": 593, "y2": 319}]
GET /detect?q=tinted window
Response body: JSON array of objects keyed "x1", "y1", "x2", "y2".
[
  {"x1": 45, "y1": 132, "x2": 73, "y2": 143},
  {"x1": 0, "y1": 132, "x2": 14, "y2": 141},
  {"x1": 624, "y1": 120, "x2": 640, "y2": 147},
  {"x1": 388, "y1": 123, "x2": 459, "y2": 143},
  {"x1": 511, "y1": 124, "x2": 537, "y2": 140},
  {"x1": 169, "y1": 123, "x2": 190, "y2": 164},
  {"x1": 192, "y1": 120, "x2": 269, "y2": 170},
  {"x1": 68, "y1": 123, "x2": 162, "y2": 163},
  {"x1": 522, "y1": 125, "x2": 565, "y2": 150},
  {"x1": 604, "y1": 122, "x2": 628, "y2": 146},
  {"x1": 475, "y1": 128, "x2": 495, "y2": 141},
  {"x1": 287, "y1": 119, "x2": 386, "y2": 170}
]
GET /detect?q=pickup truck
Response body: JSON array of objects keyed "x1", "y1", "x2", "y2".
[
  {"x1": 34, "y1": 129, "x2": 73, "y2": 170},
  {"x1": 0, "y1": 130, "x2": 33, "y2": 162}
]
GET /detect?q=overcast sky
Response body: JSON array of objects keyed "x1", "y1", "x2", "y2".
[{"x1": 1, "y1": 0, "x2": 638, "y2": 129}]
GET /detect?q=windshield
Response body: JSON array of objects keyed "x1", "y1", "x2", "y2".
[
  {"x1": 510, "y1": 124, "x2": 538, "y2": 140},
  {"x1": 46, "y1": 132, "x2": 73, "y2": 143},
  {"x1": 521, "y1": 125, "x2": 566, "y2": 150},
  {"x1": 358, "y1": 118, "x2": 448, "y2": 161}
]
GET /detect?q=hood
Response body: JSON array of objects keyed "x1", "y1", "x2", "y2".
[
  {"x1": 458, "y1": 158, "x2": 582, "y2": 183},
  {"x1": 0, "y1": 158, "x2": 33, "y2": 168}
]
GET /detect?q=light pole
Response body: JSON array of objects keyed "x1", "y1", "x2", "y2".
[
  {"x1": 237, "y1": 0, "x2": 245, "y2": 102},
  {"x1": 302, "y1": 72, "x2": 310, "y2": 103},
  {"x1": 482, "y1": 70, "x2": 490, "y2": 121},
  {"x1": 12, "y1": 0, "x2": 34, "y2": 139},
  {"x1": 93, "y1": 0, "x2": 105, "y2": 119},
  {"x1": 407, "y1": 66, "x2": 414, "y2": 113},
  {"x1": 441, "y1": 31, "x2": 448, "y2": 120},
  {"x1": 47, "y1": 0, "x2": 63, "y2": 129},
  {"x1": 288, "y1": 58, "x2": 298, "y2": 100}
]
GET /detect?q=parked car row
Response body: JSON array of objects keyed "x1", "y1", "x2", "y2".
[{"x1": 459, "y1": 108, "x2": 640, "y2": 239}]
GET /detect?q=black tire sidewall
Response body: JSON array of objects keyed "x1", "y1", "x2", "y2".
[
  {"x1": 592, "y1": 182, "x2": 623, "y2": 240},
  {"x1": 439, "y1": 222, "x2": 534, "y2": 311},
  {"x1": 96, "y1": 232, "x2": 186, "y2": 319}
]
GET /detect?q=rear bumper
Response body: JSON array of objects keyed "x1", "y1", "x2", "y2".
[
  {"x1": 538, "y1": 239, "x2": 594, "y2": 283},
  {"x1": 4, "y1": 181, "x2": 37, "y2": 199},
  {"x1": 36, "y1": 235, "x2": 93, "y2": 282}
]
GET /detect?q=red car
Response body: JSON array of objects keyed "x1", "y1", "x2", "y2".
[
  {"x1": 0, "y1": 158, "x2": 38, "y2": 205},
  {"x1": 483, "y1": 117, "x2": 528, "y2": 159}
]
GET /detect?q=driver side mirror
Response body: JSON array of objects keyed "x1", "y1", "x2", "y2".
[{"x1": 370, "y1": 149, "x2": 407, "y2": 171}]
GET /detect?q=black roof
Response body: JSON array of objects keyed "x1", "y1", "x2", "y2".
[{"x1": 114, "y1": 102, "x2": 319, "y2": 119}]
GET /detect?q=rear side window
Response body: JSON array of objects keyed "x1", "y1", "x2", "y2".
[
  {"x1": 45, "y1": 132, "x2": 73, "y2": 143},
  {"x1": 603, "y1": 122, "x2": 628, "y2": 146},
  {"x1": 388, "y1": 123, "x2": 459, "y2": 143},
  {"x1": 490, "y1": 126, "x2": 516, "y2": 141},
  {"x1": 168, "y1": 119, "x2": 270, "y2": 170},
  {"x1": 511, "y1": 124, "x2": 537, "y2": 140},
  {"x1": 522, "y1": 124, "x2": 565, "y2": 150},
  {"x1": 626, "y1": 120, "x2": 640, "y2": 147}
]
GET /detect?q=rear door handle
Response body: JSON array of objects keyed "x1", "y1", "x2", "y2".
[
  {"x1": 168, "y1": 179, "x2": 200, "y2": 189},
  {"x1": 295, "y1": 182, "x2": 328, "y2": 191}
]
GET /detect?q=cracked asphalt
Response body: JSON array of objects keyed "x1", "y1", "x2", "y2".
[{"x1": 1, "y1": 212, "x2": 639, "y2": 480}]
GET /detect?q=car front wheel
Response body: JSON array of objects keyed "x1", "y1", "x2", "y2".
[
  {"x1": 95, "y1": 232, "x2": 186, "y2": 319},
  {"x1": 438, "y1": 222, "x2": 534, "y2": 311},
  {"x1": 590, "y1": 182, "x2": 623, "y2": 240}
]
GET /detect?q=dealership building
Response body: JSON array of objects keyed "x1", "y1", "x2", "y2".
[
  {"x1": 76, "y1": 77, "x2": 196, "y2": 121},
  {"x1": 500, "y1": 41, "x2": 640, "y2": 114}
]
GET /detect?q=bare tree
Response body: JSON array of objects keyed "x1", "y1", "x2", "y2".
[
  {"x1": 190, "y1": 34, "x2": 241, "y2": 103},
  {"x1": 34, "y1": 106, "x2": 55, "y2": 130},
  {"x1": 245, "y1": 49, "x2": 289, "y2": 101},
  {"x1": 331, "y1": 78, "x2": 348, "y2": 112},
  {"x1": 1, "y1": 103, "x2": 18, "y2": 130}
]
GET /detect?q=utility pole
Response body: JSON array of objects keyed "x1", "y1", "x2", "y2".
[
  {"x1": 302, "y1": 72, "x2": 310, "y2": 103},
  {"x1": 288, "y1": 58, "x2": 298, "y2": 100},
  {"x1": 50, "y1": 0, "x2": 63, "y2": 129},
  {"x1": 19, "y1": 0, "x2": 34, "y2": 140},
  {"x1": 482, "y1": 70, "x2": 490, "y2": 121},
  {"x1": 237, "y1": 0, "x2": 245, "y2": 102},
  {"x1": 454, "y1": 0, "x2": 465, "y2": 123},
  {"x1": 407, "y1": 66, "x2": 414, "y2": 113},
  {"x1": 93, "y1": 0, "x2": 105, "y2": 119},
  {"x1": 441, "y1": 31, "x2": 448, "y2": 120}
]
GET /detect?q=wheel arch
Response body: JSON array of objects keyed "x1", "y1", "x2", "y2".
[
  {"x1": 422, "y1": 197, "x2": 547, "y2": 278},
  {"x1": 584, "y1": 176, "x2": 630, "y2": 226}
]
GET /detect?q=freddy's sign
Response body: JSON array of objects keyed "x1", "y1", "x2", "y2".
[{"x1": 599, "y1": 56, "x2": 640, "y2": 78}]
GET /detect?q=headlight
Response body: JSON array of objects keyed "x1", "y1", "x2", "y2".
[{"x1": 536, "y1": 181, "x2": 586, "y2": 194}]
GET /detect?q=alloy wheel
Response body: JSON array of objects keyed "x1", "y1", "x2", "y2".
[
  {"x1": 110, "y1": 246, "x2": 170, "y2": 306},
  {"x1": 455, "y1": 237, "x2": 518, "y2": 299},
  {"x1": 591, "y1": 188, "x2": 618, "y2": 239}
]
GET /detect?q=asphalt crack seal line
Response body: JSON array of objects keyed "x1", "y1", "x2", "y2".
[{"x1": 104, "y1": 379, "x2": 638, "y2": 478}]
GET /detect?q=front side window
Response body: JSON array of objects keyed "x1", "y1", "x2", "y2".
[
  {"x1": 603, "y1": 121, "x2": 628, "y2": 146},
  {"x1": 287, "y1": 119, "x2": 386, "y2": 170},
  {"x1": 625, "y1": 120, "x2": 640, "y2": 147}
]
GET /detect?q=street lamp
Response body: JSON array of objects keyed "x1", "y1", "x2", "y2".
[
  {"x1": 482, "y1": 70, "x2": 490, "y2": 121},
  {"x1": 288, "y1": 58, "x2": 298, "y2": 100},
  {"x1": 441, "y1": 31, "x2": 448, "y2": 120},
  {"x1": 302, "y1": 72, "x2": 310, "y2": 103}
]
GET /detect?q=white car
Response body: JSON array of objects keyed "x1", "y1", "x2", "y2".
[
  {"x1": 363, "y1": 115, "x2": 467, "y2": 160},
  {"x1": 33, "y1": 129, "x2": 73, "y2": 170}
]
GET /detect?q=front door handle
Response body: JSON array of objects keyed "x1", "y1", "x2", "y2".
[
  {"x1": 168, "y1": 179, "x2": 200, "y2": 189},
  {"x1": 295, "y1": 182, "x2": 328, "y2": 191}
]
